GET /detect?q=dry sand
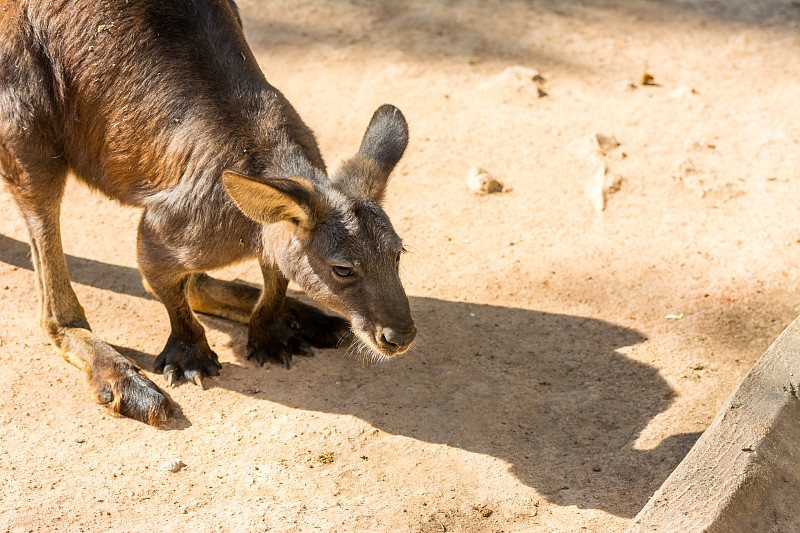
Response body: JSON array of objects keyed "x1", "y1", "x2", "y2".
[{"x1": 3, "y1": 0, "x2": 800, "y2": 531}]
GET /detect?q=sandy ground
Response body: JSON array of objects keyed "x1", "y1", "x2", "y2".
[{"x1": 3, "y1": 0, "x2": 800, "y2": 531}]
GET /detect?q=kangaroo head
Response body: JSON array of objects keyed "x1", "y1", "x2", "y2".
[{"x1": 222, "y1": 105, "x2": 415, "y2": 358}]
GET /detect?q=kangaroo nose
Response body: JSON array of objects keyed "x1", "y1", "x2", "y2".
[{"x1": 380, "y1": 325, "x2": 417, "y2": 353}]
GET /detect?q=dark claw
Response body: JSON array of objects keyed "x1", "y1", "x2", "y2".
[
  {"x1": 294, "y1": 339, "x2": 315, "y2": 357},
  {"x1": 202, "y1": 360, "x2": 221, "y2": 376},
  {"x1": 281, "y1": 351, "x2": 292, "y2": 369},
  {"x1": 156, "y1": 334, "x2": 219, "y2": 387},
  {"x1": 159, "y1": 407, "x2": 169, "y2": 422},
  {"x1": 164, "y1": 365, "x2": 178, "y2": 388},
  {"x1": 185, "y1": 369, "x2": 204, "y2": 390}
]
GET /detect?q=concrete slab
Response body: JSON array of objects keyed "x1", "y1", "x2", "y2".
[{"x1": 627, "y1": 315, "x2": 800, "y2": 533}]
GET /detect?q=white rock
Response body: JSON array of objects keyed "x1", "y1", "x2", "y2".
[
  {"x1": 681, "y1": 173, "x2": 743, "y2": 199},
  {"x1": 466, "y1": 167, "x2": 504, "y2": 194},
  {"x1": 479, "y1": 66, "x2": 547, "y2": 102},
  {"x1": 672, "y1": 158, "x2": 697, "y2": 178},
  {"x1": 583, "y1": 161, "x2": 623, "y2": 214},
  {"x1": 161, "y1": 459, "x2": 186, "y2": 473},
  {"x1": 669, "y1": 86, "x2": 697, "y2": 98},
  {"x1": 568, "y1": 133, "x2": 620, "y2": 161},
  {"x1": 595, "y1": 133, "x2": 620, "y2": 153}
]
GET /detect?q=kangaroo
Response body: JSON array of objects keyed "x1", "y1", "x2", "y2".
[{"x1": 0, "y1": 0, "x2": 415, "y2": 425}]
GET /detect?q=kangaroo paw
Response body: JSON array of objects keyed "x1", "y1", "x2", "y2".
[
  {"x1": 59, "y1": 328, "x2": 172, "y2": 425},
  {"x1": 90, "y1": 359, "x2": 172, "y2": 425},
  {"x1": 284, "y1": 297, "x2": 353, "y2": 348},
  {"x1": 247, "y1": 316, "x2": 320, "y2": 370},
  {"x1": 154, "y1": 335, "x2": 222, "y2": 389}
]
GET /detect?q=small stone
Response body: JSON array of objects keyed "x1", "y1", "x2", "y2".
[
  {"x1": 672, "y1": 159, "x2": 697, "y2": 178},
  {"x1": 592, "y1": 466, "x2": 602, "y2": 472},
  {"x1": 467, "y1": 166, "x2": 504, "y2": 194},
  {"x1": 669, "y1": 86, "x2": 697, "y2": 98},
  {"x1": 681, "y1": 173, "x2": 743, "y2": 199},
  {"x1": 568, "y1": 133, "x2": 619, "y2": 161},
  {"x1": 595, "y1": 133, "x2": 620, "y2": 153},
  {"x1": 161, "y1": 459, "x2": 186, "y2": 473},
  {"x1": 688, "y1": 140, "x2": 716, "y2": 150},
  {"x1": 317, "y1": 452, "x2": 335, "y2": 465},
  {"x1": 479, "y1": 65, "x2": 547, "y2": 103},
  {"x1": 584, "y1": 161, "x2": 623, "y2": 214}
]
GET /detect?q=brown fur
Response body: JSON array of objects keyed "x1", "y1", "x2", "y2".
[{"x1": 0, "y1": 0, "x2": 414, "y2": 424}]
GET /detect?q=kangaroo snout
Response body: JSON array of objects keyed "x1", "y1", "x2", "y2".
[{"x1": 377, "y1": 324, "x2": 417, "y2": 355}]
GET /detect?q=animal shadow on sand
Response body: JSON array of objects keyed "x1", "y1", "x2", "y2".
[{"x1": 0, "y1": 234, "x2": 699, "y2": 518}]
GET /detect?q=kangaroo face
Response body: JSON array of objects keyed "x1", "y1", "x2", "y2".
[
  {"x1": 277, "y1": 197, "x2": 415, "y2": 357},
  {"x1": 223, "y1": 105, "x2": 415, "y2": 358}
]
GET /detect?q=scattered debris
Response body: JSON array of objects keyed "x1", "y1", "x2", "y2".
[
  {"x1": 161, "y1": 459, "x2": 186, "y2": 473},
  {"x1": 584, "y1": 163, "x2": 623, "y2": 214},
  {"x1": 466, "y1": 166, "x2": 504, "y2": 194},
  {"x1": 317, "y1": 452, "x2": 335, "y2": 465},
  {"x1": 684, "y1": 173, "x2": 743, "y2": 199},
  {"x1": 689, "y1": 140, "x2": 716, "y2": 150},
  {"x1": 689, "y1": 363, "x2": 705, "y2": 371},
  {"x1": 665, "y1": 313, "x2": 684, "y2": 320},
  {"x1": 472, "y1": 505, "x2": 494, "y2": 518},
  {"x1": 669, "y1": 86, "x2": 698, "y2": 99},
  {"x1": 568, "y1": 133, "x2": 620, "y2": 161},
  {"x1": 642, "y1": 72, "x2": 657, "y2": 86},
  {"x1": 568, "y1": 133, "x2": 624, "y2": 214},
  {"x1": 672, "y1": 159, "x2": 697, "y2": 178},
  {"x1": 671, "y1": 158, "x2": 742, "y2": 199},
  {"x1": 479, "y1": 65, "x2": 547, "y2": 103}
]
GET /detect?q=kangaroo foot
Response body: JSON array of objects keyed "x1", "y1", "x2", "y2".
[
  {"x1": 154, "y1": 335, "x2": 221, "y2": 389},
  {"x1": 247, "y1": 300, "x2": 352, "y2": 369},
  {"x1": 183, "y1": 274, "x2": 353, "y2": 349},
  {"x1": 92, "y1": 362, "x2": 172, "y2": 424},
  {"x1": 61, "y1": 328, "x2": 171, "y2": 425},
  {"x1": 247, "y1": 316, "x2": 317, "y2": 369},
  {"x1": 284, "y1": 297, "x2": 353, "y2": 349}
]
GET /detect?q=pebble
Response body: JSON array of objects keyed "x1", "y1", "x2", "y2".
[
  {"x1": 668, "y1": 86, "x2": 698, "y2": 98},
  {"x1": 161, "y1": 459, "x2": 186, "y2": 473},
  {"x1": 672, "y1": 158, "x2": 697, "y2": 178},
  {"x1": 584, "y1": 161, "x2": 623, "y2": 214},
  {"x1": 479, "y1": 65, "x2": 547, "y2": 102},
  {"x1": 466, "y1": 166, "x2": 504, "y2": 194},
  {"x1": 569, "y1": 133, "x2": 623, "y2": 213},
  {"x1": 568, "y1": 133, "x2": 619, "y2": 161}
]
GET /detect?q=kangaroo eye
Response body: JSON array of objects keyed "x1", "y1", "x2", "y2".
[{"x1": 332, "y1": 266, "x2": 354, "y2": 278}]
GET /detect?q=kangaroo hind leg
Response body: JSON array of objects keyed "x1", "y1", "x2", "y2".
[{"x1": 4, "y1": 167, "x2": 171, "y2": 425}]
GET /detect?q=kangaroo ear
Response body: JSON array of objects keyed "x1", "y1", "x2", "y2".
[
  {"x1": 332, "y1": 104, "x2": 409, "y2": 204},
  {"x1": 222, "y1": 171, "x2": 321, "y2": 227}
]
